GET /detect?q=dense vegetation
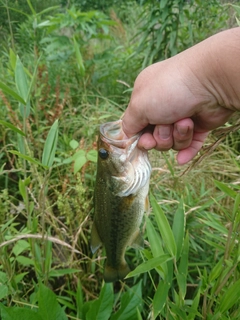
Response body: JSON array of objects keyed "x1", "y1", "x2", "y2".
[{"x1": 0, "y1": 0, "x2": 239, "y2": 319}]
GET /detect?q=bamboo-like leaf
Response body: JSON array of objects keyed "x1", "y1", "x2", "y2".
[
  {"x1": 10, "y1": 150, "x2": 45, "y2": 167},
  {"x1": 218, "y1": 278, "x2": 240, "y2": 313},
  {"x1": 42, "y1": 120, "x2": 59, "y2": 167},
  {"x1": 146, "y1": 217, "x2": 168, "y2": 279},
  {"x1": 126, "y1": 254, "x2": 172, "y2": 278},
  {"x1": 172, "y1": 198, "x2": 185, "y2": 260},
  {"x1": 177, "y1": 232, "x2": 189, "y2": 299},
  {"x1": 0, "y1": 81, "x2": 26, "y2": 104},
  {"x1": 0, "y1": 120, "x2": 25, "y2": 136},
  {"x1": 153, "y1": 281, "x2": 170, "y2": 318},
  {"x1": 15, "y1": 56, "x2": 29, "y2": 102},
  {"x1": 150, "y1": 193, "x2": 177, "y2": 257},
  {"x1": 214, "y1": 180, "x2": 237, "y2": 198},
  {"x1": 73, "y1": 36, "x2": 85, "y2": 76},
  {"x1": 9, "y1": 48, "x2": 17, "y2": 70}
]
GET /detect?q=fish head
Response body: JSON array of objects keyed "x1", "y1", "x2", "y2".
[{"x1": 97, "y1": 119, "x2": 151, "y2": 196}]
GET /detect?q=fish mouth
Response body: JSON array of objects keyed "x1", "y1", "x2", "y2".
[
  {"x1": 100, "y1": 120, "x2": 151, "y2": 197},
  {"x1": 100, "y1": 119, "x2": 140, "y2": 149}
]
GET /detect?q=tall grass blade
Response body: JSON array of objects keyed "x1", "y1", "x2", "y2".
[
  {"x1": 153, "y1": 281, "x2": 170, "y2": 318},
  {"x1": 172, "y1": 198, "x2": 185, "y2": 260},
  {"x1": 73, "y1": 36, "x2": 85, "y2": 76},
  {"x1": 15, "y1": 56, "x2": 30, "y2": 117},
  {"x1": 146, "y1": 217, "x2": 168, "y2": 278},
  {"x1": 177, "y1": 232, "x2": 189, "y2": 299},
  {"x1": 0, "y1": 120, "x2": 25, "y2": 136},
  {"x1": 218, "y1": 278, "x2": 240, "y2": 313},
  {"x1": 42, "y1": 120, "x2": 59, "y2": 167},
  {"x1": 150, "y1": 193, "x2": 177, "y2": 257},
  {"x1": 0, "y1": 81, "x2": 26, "y2": 104}
]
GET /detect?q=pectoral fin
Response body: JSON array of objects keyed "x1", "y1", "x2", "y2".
[
  {"x1": 90, "y1": 221, "x2": 102, "y2": 254},
  {"x1": 145, "y1": 196, "x2": 150, "y2": 213},
  {"x1": 130, "y1": 229, "x2": 144, "y2": 249}
]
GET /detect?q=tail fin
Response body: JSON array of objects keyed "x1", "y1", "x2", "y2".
[{"x1": 104, "y1": 261, "x2": 131, "y2": 283}]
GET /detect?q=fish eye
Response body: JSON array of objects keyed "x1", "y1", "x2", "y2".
[{"x1": 99, "y1": 148, "x2": 109, "y2": 160}]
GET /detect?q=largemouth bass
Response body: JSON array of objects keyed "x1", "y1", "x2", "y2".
[{"x1": 91, "y1": 119, "x2": 151, "y2": 282}]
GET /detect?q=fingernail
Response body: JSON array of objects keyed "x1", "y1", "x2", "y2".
[
  {"x1": 158, "y1": 126, "x2": 171, "y2": 140},
  {"x1": 177, "y1": 126, "x2": 189, "y2": 136}
]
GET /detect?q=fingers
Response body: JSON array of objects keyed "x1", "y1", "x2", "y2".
[
  {"x1": 145, "y1": 118, "x2": 194, "y2": 151},
  {"x1": 137, "y1": 118, "x2": 209, "y2": 165},
  {"x1": 176, "y1": 131, "x2": 209, "y2": 165}
]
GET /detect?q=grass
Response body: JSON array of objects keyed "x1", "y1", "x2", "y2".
[{"x1": 0, "y1": 0, "x2": 239, "y2": 319}]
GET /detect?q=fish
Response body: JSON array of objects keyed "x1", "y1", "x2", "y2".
[{"x1": 91, "y1": 119, "x2": 151, "y2": 282}]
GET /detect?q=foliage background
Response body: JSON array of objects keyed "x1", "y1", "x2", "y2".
[{"x1": 0, "y1": 0, "x2": 239, "y2": 319}]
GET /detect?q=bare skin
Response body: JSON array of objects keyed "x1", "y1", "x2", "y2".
[{"x1": 122, "y1": 27, "x2": 240, "y2": 164}]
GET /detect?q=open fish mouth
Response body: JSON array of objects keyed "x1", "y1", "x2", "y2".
[
  {"x1": 100, "y1": 119, "x2": 140, "y2": 149},
  {"x1": 100, "y1": 119, "x2": 151, "y2": 197}
]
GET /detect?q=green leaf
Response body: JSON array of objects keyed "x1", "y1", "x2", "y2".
[
  {"x1": 0, "y1": 81, "x2": 26, "y2": 104},
  {"x1": 38, "y1": 283, "x2": 68, "y2": 320},
  {"x1": 126, "y1": 254, "x2": 172, "y2": 278},
  {"x1": 172, "y1": 198, "x2": 185, "y2": 260},
  {"x1": 150, "y1": 194, "x2": 177, "y2": 257},
  {"x1": 218, "y1": 278, "x2": 240, "y2": 313},
  {"x1": 73, "y1": 36, "x2": 85, "y2": 76},
  {"x1": 86, "y1": 149, "x2": 98, "y2": 162},
  {"x1": 27, "y1": 0, "x2": 36, "y2": 15},
  {"x1": 86, "y1": 283, "x2": 113, "y2": 320},
  {"x1": 48, "y1": 268, "x2": 80, "y2": 277},
  {"x1": 69, "y1": 139, "x2": 79, "y2": 149},
  {"x1": 177, "y1": 232, "x2": 189, "y2": 299},
  {"x1": 9, "y1": 48, "x2": 17, "y2": 70},
  {"x1": 153, "y1": 281, "x2": 170, "y2": 318},
  {"x1": 0, "y1": 304, "x2": 42, "y2": 320},
  {"x1": 9, "y1": 150, "x2": 45, "y2": 167},
  {"x1": 110, "y1": 281, "x2": 142, "y2": 320},
  {"x1": 0, "y1": 120, "x2": 25, "y2": 136},
  {"x1": 209, "y1": 257, "x2": 224, "y2": 283},
  {"x1": 12, "y1": 240, "x2": 30, "y2": 256},
  {"x1": 231, "y1": 4, "x2": 240, "y2": 16},
  {"x1": 146, "y1": 217, "x2": 168, "y2": 279},
  {"x1": 73, "y1": 151, "x2": 87, "y2": 173},
  {"x1": 15, "y1": 56, "x2": 29, "y2": 102},
  {"x1": 16, "y1": 256, "x2": 34, "y2": 266},
  {"x1": 41, "y1": 120, "x2": 59, "y2": 167},
  {"x1": 214, "y1": 180, "x2": 237, "y2": 198},
  {"x1": 14, "y1": 272, "x2": 28, "y2": 284},
  {"x1": 0, "y1": 285, "x2": 8, "y2": 300},
  {"x1": 76, "y1": 280, "x2": 84, "y2": 320}
]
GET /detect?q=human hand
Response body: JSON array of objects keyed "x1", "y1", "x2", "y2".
[{"x1": 122, "y1": 28, "x2": 240, "y2": 164}]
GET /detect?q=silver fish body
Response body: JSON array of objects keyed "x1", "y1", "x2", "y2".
[{"x1": 91, "y1": 120, "x2": 151, "y2": 282}]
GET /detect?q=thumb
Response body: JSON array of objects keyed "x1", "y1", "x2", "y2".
[{"x1": 122, "y1": 107, "x2": 149, "y2": 137}]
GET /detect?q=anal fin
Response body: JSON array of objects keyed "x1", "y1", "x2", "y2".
[{"x1": 90, "y1": 221, "x2": 102, "y2": 254}]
